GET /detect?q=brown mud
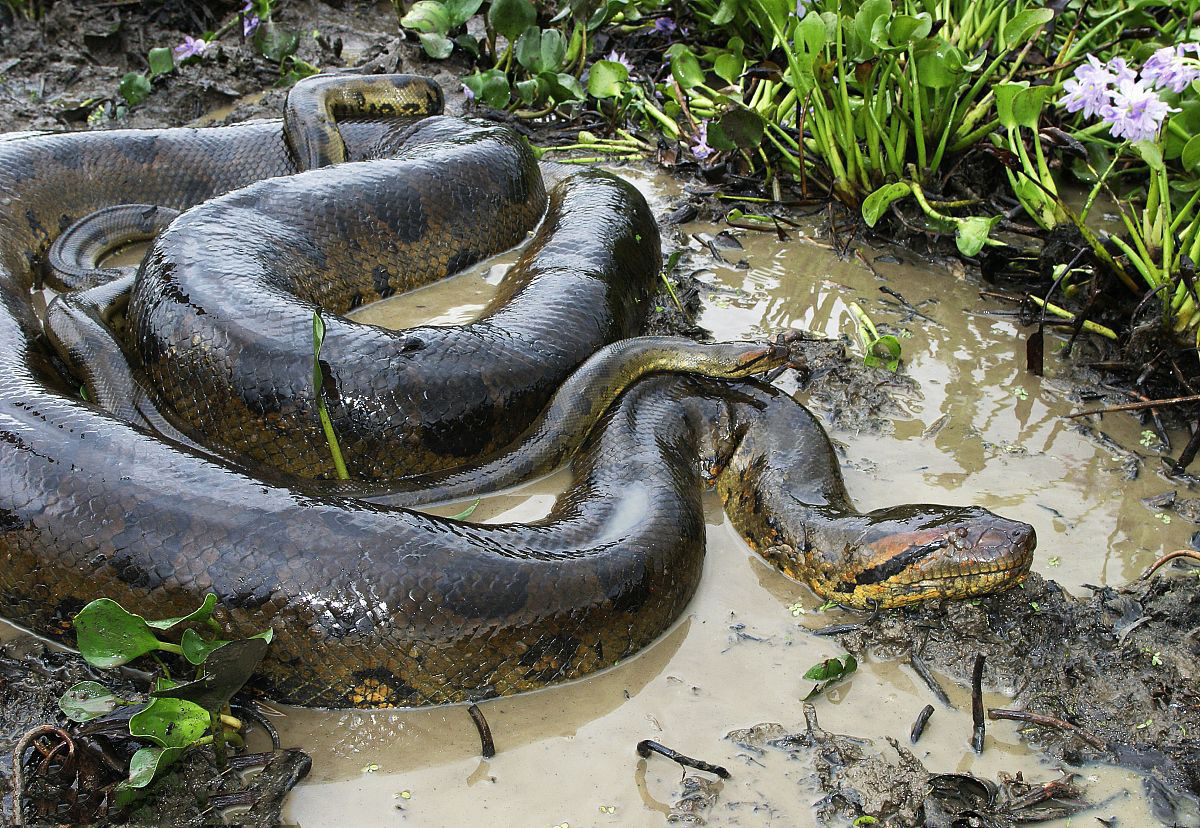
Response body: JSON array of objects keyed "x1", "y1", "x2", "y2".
[{"x1": 0, "y1": 1, "x2": 1198, "y2": 826}]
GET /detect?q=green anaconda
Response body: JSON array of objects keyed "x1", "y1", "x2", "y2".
[{"x1": 0, "y1": 73, "x2": 1035, "y2": 707}]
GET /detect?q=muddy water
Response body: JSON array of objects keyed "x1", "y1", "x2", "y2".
[
  {"x1": 270, "y1": 170, "x2": 1181, "y2": 827},
  {"x1": 7, "y1": 170, "x2": 1180, "y2": 825}
]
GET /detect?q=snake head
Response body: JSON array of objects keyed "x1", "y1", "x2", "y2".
[{"x1": 818, "y1": 506, "x2": 1036, "y2": 609}]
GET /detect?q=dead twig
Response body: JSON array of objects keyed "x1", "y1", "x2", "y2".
[
  {"x1": 636, "y1": 740, "x2": 730, "y2": 779},
  {"x1": 1065, "y1": 393, "x2": 1200, "y2": 419},
  {"x1": 971, "y1": 654, "x2": 985, "y2": 754},
  {"x1": 988, "y1": 708, "x2": 1107, "y2": 751},
  {"x1": 467, "y1": 702, "x2": 495, "y2": 759}
]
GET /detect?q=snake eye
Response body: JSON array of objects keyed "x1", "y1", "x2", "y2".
[{"x1": 401, "y1": 336, "x2": 425, "y2": 353}]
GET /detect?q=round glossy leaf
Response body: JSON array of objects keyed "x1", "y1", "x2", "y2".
[
  {"x1": 515, "y1": 77, "x2": 541, "y2": 105},
  {"x1": 545, "y1": 72, "x2": 585, "y2": 103},
  {"x1": 74, "y1": 598, "x2": 163, "y2": 668},
  {"x1": 118, "y1": 72, "x2": 151, "y2": 107},
  {"x1": 666, "y1": 44, "x2": 704, "y2": 89},
  {"x1": 487, "y1": 0, "x2": 536, "y2": 41},
  {"x1": 1183, "y1": 134, "x2": 1200, "y2": 172},
  {"x1": 129, "y1": 698, "x2": 209, "y2": 748},
  {"x1": 400, "y1": 0, "x2": 451, "y2": 34},
  {"x1": 713, "y1": 51, "x2": 744, "y2": 86},
  {"x1": 954, "y1": 215, "x2": 1000, "y2": 257},
  {"x1": 915, "y1": 40, "x2": 965, "y2": 89},
  {"x1": 418, "y1": 31, "x2": 454, "y2": 59},
  {"x1": 147, "y1": 47, "x2": 174, "y2": 77},
  {"x1": 153, "y1": 633, "x2": 272, "y2": 710},
  {"x1": 1001, "y1": 8, "x2": 1053, "y2": 51},
  {"x1": 59, "y1": 681, "x2": 124, "y2": 722},
  {"x1": 587, "y1": 59, "x2": 629, "y2": 99},
  {"x1": 443, "y1": 0, "x2": 484, "y2": 27},
  {"x1": 463, "y1": 68, "x2": 511, "y2": 108},
  {"x1": 710, "y1": 0, "x2": 739, "y2": 26},
  {"x1": 861, "y1": 181, "x2": 911, "y2": 226},
  {"x1": 112, "y1": 746, "x2": 185, "y2": 810},
  {"x1": 887, "y1": 13, "x2": 931, "y2": 47},
  {"x1": 717, "y1": 107, "x2": 764, "y2": 149}
]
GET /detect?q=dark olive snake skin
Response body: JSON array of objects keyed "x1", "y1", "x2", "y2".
[{"x1": 0, "y1": 74, "x2": 1036, "y2": 707}]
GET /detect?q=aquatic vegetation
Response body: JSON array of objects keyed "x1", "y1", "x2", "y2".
[{"x1": 60, "y1": 595, "x2": 272, "y2": 810}]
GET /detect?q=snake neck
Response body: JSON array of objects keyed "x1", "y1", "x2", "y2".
[{"x1": 713, "y1": 379, "x2": 1035, "y2": 609}]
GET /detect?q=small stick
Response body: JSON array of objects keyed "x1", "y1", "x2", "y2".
[
  {"x1": 1065, "y1": 393, "x2": 1200, "y2": 419},
  {"x1": 1142, "y1": 549, "x2": 1200, "y2": 579},
  {"x1": 635, "y1": 740, "x2": 731, "y2": 779},
  {"x1": 971, "y1": 654, "x2": 985, "y2": 754},
  {"x1": 467, "y1": 703, "x2": 495, "y2": 759},
  {"x1": 988, "y1": 708, "x2": 1107, "y2": 751},
  {"x1": 910, "y1": 705, "x2": 935, "y2": 744},
  {"x1": 1003, "y1": 774, "x2": 1079, "y2": 812},
  {"x1": 910, "y1": 652, "x2": 954, "y2": 708}
]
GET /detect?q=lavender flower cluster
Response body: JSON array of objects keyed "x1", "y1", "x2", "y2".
[{"x1": 1059, "y1": 45, "x2": 1199, "y2": 143}]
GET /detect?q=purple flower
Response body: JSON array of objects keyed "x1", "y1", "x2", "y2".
[
  {"x1": 173, "y1": 35, "x2": 209, "y2": 60},
  {"x1": 653, "y1": 17, "x2": 676, "y2": 35},
  {"x1": 606, "y1": 50, "x2": 634, "y2": 74},
  {"x1": 462, "y1": 83, "x2": 475, "y2": 101},
  {"x1": 1059, "y1": 55, "x2": 1117, "y2": 118},
  {"x1": 1107, "y1": 57, "x2": 1137, "y2": 85},
  {"x1": 241, "y1": 1, "x2": 261, "y2": 35},
  {"x1": 795, "y1": 0, "x2": 809, "y2": 15},
  {"x1": 691, "y1": 121, "x2": 713, "y2": 160},
  {"x1": 1141, "y1": 44, "x2": 1200, "y2": 94},
  {"x1": 1101, "y1": 79, "x2": 1177, "y2": 142}
]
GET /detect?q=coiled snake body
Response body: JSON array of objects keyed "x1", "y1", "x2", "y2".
[{"x1": 0, "y1": 75, "x2": 1034, "y2": 707}]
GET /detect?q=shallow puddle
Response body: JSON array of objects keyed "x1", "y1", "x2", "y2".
[
  {"x1": 288, "y1": 167, "x2": 1183, "y2": 826},
  {"x1": 5, "y1": 167, "x2": 1186, "y2": 826}
]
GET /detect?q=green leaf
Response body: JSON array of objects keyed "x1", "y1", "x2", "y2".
[
  {"x1": 401, "y1": 1, "x2": 452, "y2": 34},
  {"x1": 713, "y1": 51, "x2": 744, "y2": 86},
  {"x1": 129, "y1": 698, "x2": 210, "y2": 748},
  {"x1": 450, "y1": 498, "x2": 482, "y2": 520},
  {"x1": 709, "y1": 0, "x2": 739, "y2": 26},
  {"x1": 515, "y1": 27, "x2": 566, "y2": 74},
  {"x1": 790, "y1": 12, "x2": 828, "y2": 92},
  {"x1": 118, "y1": 72, "x2": 151, "y2": 106},
  {"x1": 803, "y1": 654, "x2": 858, "y2": 681},
  {"x1": 861, "y1": 181, "x2": 911, "y2": 226},
  {"x1": 666, "y1": 43, "x2": 704, "y2": 90},
  {"x1": 544, "y1": 71, "x2": 585, "y2": 103},
  {"x1": 716, "y1": 107, "x2": 764, "y2": 149},
  {"x1": 147, "y1": 47, "x2": 174, "y2": 77},
  {"x1": 59, "y1": 681, "x2": 124, "y2": 722},
  {"x1": 144, "y1": 593, "x2": 218, "y2": 631},
  {"x1": 954, "y1": 215, "x2": 1000, "y2": 257},
  {"x1": 1183, "y1": 135, "x2": 1200, "y2": 172},
  {"x1": 418, "y1": 31, "x2": 454, "y2": 59},
  {"x1": 253, "y1": 20, "x2": 300, "y2": 62},
  {"x1": 994, "y1": 81, "x2": 1054, "y2": 131},
  {"x1": 74, "y1": 598, "x2": 162, "y2": 668},
  {"x1": 587, "y1": 59, "x2": 628, "y2": 99},
  {"x1": 515, "y1": 77, "x2": 541, "y2": 105},
  {"x1": 112, "y1": 746, "x2": 185, "y2": 810},
  {"x1": 1132, "y1": 140, "x2": 1164, "y2": 171},
  {"x1": 851, "y1": 0, "x2": 891, "y2": 59},
  {"x1": 914, "y1": 40, "x2": 965, "y2": 90},
  {"x1": 1001, "y1": 8, "x2": 1053, "y2": 51},
  {"x1": 151, "y1": 634, "x2": 272, "y2": 710},
  {"x1": 887, "y1": 13, "x2": 931, "y2": 46},
  {"x1": 865, "y1": 335, "x2": 902, "y2": 371},
  {"x1": 487, "y1": 0, "x2": 536, "y2": 41},
  {"x1": 443, "y1": 0, "x2": 484, "y2": 27},
  {"x1": 463, "y1": 68, "x2": 511, "y2": 108}
]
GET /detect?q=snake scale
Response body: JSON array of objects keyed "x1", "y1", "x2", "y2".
[{"x1": 0, "y1": 74, "x2": 1035, "y2": 707}]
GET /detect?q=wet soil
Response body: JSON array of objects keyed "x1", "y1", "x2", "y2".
[
  {"x1": 1, "y1": 2, "x2": 1199, "y2": 826},
  {"x1": 0, "y1": 635, "x2": 309, "y2": 825}
]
